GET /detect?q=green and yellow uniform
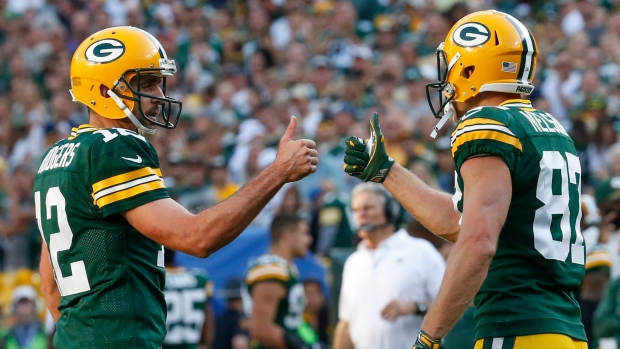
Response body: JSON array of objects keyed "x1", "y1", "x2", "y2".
[
  {"x1": 244, "y1": 255, "x2": 306, "y2": 349},
  {"x1": 451, "y1": 100, "x2": 587, "y2": 345},
  {"x1": 34, "y1": 125, "x2": 169, "y2": 349},
  {"x1": 163, "y1": 268, "x2": 212, "y2": 349}
]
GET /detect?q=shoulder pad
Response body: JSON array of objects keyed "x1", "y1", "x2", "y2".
[{"x1": 246, "y1": 254, "x2": 289, "y2": 285}]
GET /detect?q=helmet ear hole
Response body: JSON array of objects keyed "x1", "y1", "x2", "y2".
[
  {"x1": 462, "y1": 66, "x2": 475, "y2": 79},
  {"x1": 494, "y1": 31, "x2": 500, "y2": 46},
  {"x1": 99, "y1": 84, "x2": 110, "y2": 98}
]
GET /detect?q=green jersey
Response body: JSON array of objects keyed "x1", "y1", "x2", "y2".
[
  {"x1": 450, "y1": 100, "x2": 586, "y2": 341},
  {"x1": 244, "y1": 254, "x2": 306, "y2": 349},
  {"x1": 163, "y1": 267, "x2": 212, "y2": 349},
  {"x1": 33, "y1": 125, "x2": 170, "y2": 349}
]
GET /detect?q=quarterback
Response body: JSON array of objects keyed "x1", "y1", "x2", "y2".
[
  {"x1": 344, "y1": 10, "x2": 587, "y2": 349},
  {"x1": 36, "y1": 26, "x2": 318, "y2": 349}
]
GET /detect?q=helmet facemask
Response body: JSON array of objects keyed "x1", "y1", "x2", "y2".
[
  {"x1": 106, "y1": 58, "x2": 182, "y2": 135},
  {"x1": 425, "y1": 43, "x2": 458, "y2": 138},
  {"x1": 426, "y1": 43, "x2": 459, "y2": 120},
  {"x1": 117, "y1": 70, "x2": 181, "y2": 123}
]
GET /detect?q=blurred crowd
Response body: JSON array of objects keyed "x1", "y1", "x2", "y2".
[{"x1": 2, "y1": 0, "x2": 620, "y2": 347}]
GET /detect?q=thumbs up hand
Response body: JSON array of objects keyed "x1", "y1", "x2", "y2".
[
  {"x1": 343, "y1": 112, "x2": 394, "y2": 183},
  {"x1": 274, "y1": 116, "x2": 319, "y2": 182}
]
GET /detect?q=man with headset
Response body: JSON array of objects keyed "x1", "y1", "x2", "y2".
[{"x1": 332, "y1": 183, "x2": 445, "y2": 349}]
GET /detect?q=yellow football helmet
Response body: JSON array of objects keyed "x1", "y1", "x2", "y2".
[
  {"x1": 426, "y1": 10, "x2": 538, "y2": 120},
  {"x1": 70, "y1": 26, "x2": 182, "y2": 134}
]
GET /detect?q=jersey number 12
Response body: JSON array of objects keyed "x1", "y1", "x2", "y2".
[{"x1": 35, "y1": 187, "x2": 91, "y2": 296}]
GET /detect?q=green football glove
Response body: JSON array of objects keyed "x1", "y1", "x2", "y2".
[
  {"x1": 343, "y1": 112, "x2": 395, "y2": 183},
  {"x1": 412, "y1": 330, "x2": 441, "y2": 349}
]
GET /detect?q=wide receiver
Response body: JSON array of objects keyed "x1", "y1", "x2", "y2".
[
  {"x1": 36, "y1": 26, "x2": 318, "y2": 349},
  {"x1": 344, "y1": 10, "x2": 587, "y2": 349}
]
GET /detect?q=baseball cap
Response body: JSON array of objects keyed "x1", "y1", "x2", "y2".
[{"x1": 11, "y1": 285, "x2": 37, "y2": 305}]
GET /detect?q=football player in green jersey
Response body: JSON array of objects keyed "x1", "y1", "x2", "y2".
[
  {"x1": 163, "y1": 248, "x2": 214, "y2": 349},
  {"x1": 244, "y1": 215, "x2": 324, "y2": 349},
  {"x1": 343, "y1": 10, "x2": 587, "y2": 349},
  {"x1": 36, "y1": 26, "x2": 318, "y2": 349}
]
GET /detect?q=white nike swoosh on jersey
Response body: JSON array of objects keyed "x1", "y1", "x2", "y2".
[{"x1": 121, "y1": 155, "x2": 142, "y2": 163}]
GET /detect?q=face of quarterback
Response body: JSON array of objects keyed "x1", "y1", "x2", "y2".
[{"x1": 132, "y1": 74, "x2": 165, "y2": 131}]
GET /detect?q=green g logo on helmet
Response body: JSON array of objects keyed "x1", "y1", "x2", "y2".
[
  {"x1": 85, "y1": 39, "x2": 126, "y2": 63},
  {"x1": 452, "y1": 22, "x2": 490, "y2": 47}
]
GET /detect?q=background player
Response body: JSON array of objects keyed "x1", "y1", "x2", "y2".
[
  {"x1": 163, "y1": 248, "x2": 214, "y2": 349},
  {"x1": 243, "y1": 214, "x2": 325, "y2": 349}
]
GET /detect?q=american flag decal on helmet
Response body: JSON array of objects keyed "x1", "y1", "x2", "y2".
[{"x1": 502, "y1": 61, "x2": 517, "y2": 73}]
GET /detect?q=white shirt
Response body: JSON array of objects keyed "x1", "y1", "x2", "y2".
[{"x1": 338, "y1": 229, "x2": 445, "y2": 349}]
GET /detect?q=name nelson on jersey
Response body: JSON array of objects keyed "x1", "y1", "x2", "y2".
[
  {"x1": 38, "y1": 142, "x2": 81, "y2": 174},
  {"x1": 519, "y1": 109, "x2": 569, "y2": 136}
]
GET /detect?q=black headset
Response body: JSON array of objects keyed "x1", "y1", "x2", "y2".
[
  {"x1": 352, "y1": 183, "x2": 401, "y2": 231},
  {"x1": 378, "y1": 187, "x2": 400, "y2": 225}
]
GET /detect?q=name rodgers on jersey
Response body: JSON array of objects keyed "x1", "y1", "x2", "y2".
[
  {"x1": 37, "y1": 127, "x2": 148, "y2": 175},
  {"x1": 37, "y1": 143, "x2": 81, "y2": 174}
]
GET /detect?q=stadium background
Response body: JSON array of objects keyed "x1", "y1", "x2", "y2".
[{"x1": 1, "y1": 0, "x2": 620, "y2": 346}]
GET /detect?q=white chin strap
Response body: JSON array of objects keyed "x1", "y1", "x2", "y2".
[
  {"x1": 431, "y1": 102, "x2": 455, "y2": 139},
  {"x1": 107, "y1": 90, "x2": 156, "y2": 136}
]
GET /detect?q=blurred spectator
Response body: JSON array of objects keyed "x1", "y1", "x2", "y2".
[
  {"x1": 0, "y1": 285, "x2": 46, "y2": 349},
  {"x1": 174, "y1": 155, "x2": 215, "y2": 214},
  {"x1": 213, "y1": 277, "x2": 250, "y2": 349},
  {"x1": 301, "y1": 278, "x2": 329, "y2": 345},
  {"x1": 209, "y1": 155, "x2": 240, "y2": 203},
  {"x1": 325, "y1": 1, "x2": 359, "y2": 71},
  {"x1": 434, "y1": 137, "x2": 455, "y2": 194},
  {"x1": 586, "y1": 117, "x2": 618, "y2": 183},
  {"x1": 313, "y1": 180, "x2": 355, "y2": 257},
  {"x1": 276, "y1": 185, "x2": 305, "y2": 218},
  {"x1": 333, "y1": 183, "x2": 445, "y2": 349},
  {"x1": 0, "y1": 165, "x2": 38, "y2": 272},
  {"x1": 540, "y1": 52, "x2": 582, "y2": 128},
  {"x1": 396, "y1": 67, "x2": 430, "y2": 124}
]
